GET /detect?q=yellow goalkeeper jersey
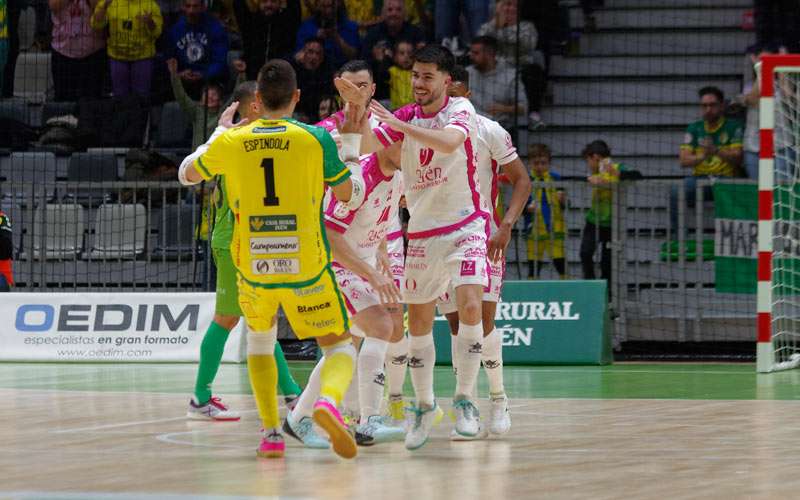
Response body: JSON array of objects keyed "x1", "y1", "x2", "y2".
[{"x1": 195, "y1": 117, "x2": 350, "y2": 288}]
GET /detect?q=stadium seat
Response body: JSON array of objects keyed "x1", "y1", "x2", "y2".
[
  {"x1": 151, "y1": 203, "x2": 200, "y2": 260},
  {"x1": 86, "y1": 203, "x2": 147, "y2": 260},
  {"x1": 0, "y1": 152, "x2": 58, "y2": 206},
  {"x1": 155, "y1": 101, "x2": 191, "y2": 148},
  {"x1": 0, "y1": 98, "x2": 33, "y2": 125},
  {"x1": 31, "y1": 204, "x2": 85, "y2": 260},
  {"x1": 42, "y1": 101, "x2": 78, "y2": 123},
  {"x1": 13, "y1": 52, "x2": 53, "y2": 103},
  {"x1": 62, "y1": 152, "x2": 120, "y2": 207}
]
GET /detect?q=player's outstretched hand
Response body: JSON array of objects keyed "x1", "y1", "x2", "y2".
[
  {"x1": 335, "y1": 101, "x2": 366, "y2": 135},
  {"x1": 219, "y1": 101, "x2": 249, "y2": 129},
  {"x1": 367, "y1": 269, "x2": 402, "y2": 305},
  {"x1": 334, "y1": 77, "x2": 370, "y2": 107},
  {"x1": 487, "y1": 225, "x2": 510, "y2": 263},
  {"x1": 369, "y1": 100, "x2": 401, "y2": 129}
]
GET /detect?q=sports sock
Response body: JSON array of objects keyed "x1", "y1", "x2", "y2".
[
  {"x1": 247, "y1": 329, "x2": 279, "y2": 429},
  {"x1": 292, "y1": 355, "x2": 324, "y2": 420},
  {"x1": 481, "y1": 328, "x2": 505, "y2": 396},
  {"x1": 274, "y1": 342, "x2": 302, "y2": 396},
  {"x1": 450, "y1": 333, "x2": 458, "y2": 376},
  {"x1": 455, "y1": 322, "x2": 483, "y2": 399},
  {"x1": 385, "y1": 335, "x2": 408, "y2": 396},
  {"x1": 342, "y1": 360, "x2": 360, "y2": 415},
  {"x1": 358, "y1": 337, "x2": 389, "y2": 422},
  {"x1": 194, "y1": 321, "x2": 230, "y2": 404},
  {"x1": 408, "y1": 333, "x2": 436, "y2": 407},
  {"x1": 319, "y1": 342, "x2": 357, "y2": 405}
]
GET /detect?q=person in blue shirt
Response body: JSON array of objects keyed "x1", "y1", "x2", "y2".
[
  {"x1": 295, "y1": 0, "x2": 360, "y2": 70},
  {"x1": 168, "y1": 0, "x2": 229, "y2": 98}
]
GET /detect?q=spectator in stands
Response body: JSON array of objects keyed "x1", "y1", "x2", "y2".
[
  {"x1": 91, "y1": 0, "x2": 164, "y2": 98},
  {"x1": 167, "y1": 56, "x2": 245, "y2": 149},
  {"x1": 317, "y1": 94, "x2": 339, "y2": 121},
  {"x1": 526, "y1": 143, "x2": 566, "y2": 280},
  {"x1": 1, "y1": 0, "x2": 19, "y2": 97},
  {"x1": 434, "y1": 0, "x2": 488, "y2": 47},
  {"x1": 167, "y1": 0, "x2": 230, "y2": 99},
  {"x1": 362, "y1": 0, "x2": 424, "y2": 61},
  {"x1": 387, "y1": 39, "x2": 413, "y2": 109},
  {"x1": 0, "y1": 208, "x2": 12, "y2": 291},
  {"x1": 466, "y1": 35, "x2": 527, "y2": 130},
  {"x1": 580, "y1": 140, "x2": 620, "y2": 288},
  {"x1": 49, "y1": 0, "x2": 108, "y2": 102},
  {"x1": 234, "y1": 0, "x2": 300, "y2": 80},
  {"x1": 673, "y1": 86, "x2": 743, "y2": 234},
  {"x1": 738, "y1": 45, "x2": 773, "y2": 180},
  {"x1": 520, "y1": 0, "x2": 565, "y2": 60},
  {"x1": 478, "y1": 0, "x2": 546, "y2": 128},
  {"x1": 0, "y1": 0, "x2": 7, "y2": 88},
  {"x1": 293, "y1": 36, "x2": 334, "y2": 122},
  {"x1": 295, "y1": 0, "x2": 360, "y2": 70}
]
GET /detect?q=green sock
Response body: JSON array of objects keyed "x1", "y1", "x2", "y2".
[
  {"x1": 194, "y1": 321, "x2": 230, "y2": 404},
  {"x1": 275, "y1": 341, "x2": 302, "y2": 396}
]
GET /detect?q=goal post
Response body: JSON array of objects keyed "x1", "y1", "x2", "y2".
[{"x1": 757, "y1": 54, "x2": 800, "y2": 373}]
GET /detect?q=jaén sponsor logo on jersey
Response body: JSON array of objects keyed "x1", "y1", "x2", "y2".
[{"x1": 250, "y1": 215, "x2": 297, "y2": 232}]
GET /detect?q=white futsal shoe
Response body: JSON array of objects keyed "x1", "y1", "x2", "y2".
[
  {"x1": 488, "y1": 394, "x2": 511, "y2": 435},
  {"x1": 405, "y1": 402, "x2": 444, "y2": 450},
  {"x1": 187, "y1": 396, "x2": 241, "y2": 421},
  {"x1": 452, "y1": 397, "x2": 480, "y2": 438}
]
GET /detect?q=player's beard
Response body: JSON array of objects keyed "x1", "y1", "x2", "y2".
[{"x1": 414, "y1": 85, "x2": 443, "y2": 108}]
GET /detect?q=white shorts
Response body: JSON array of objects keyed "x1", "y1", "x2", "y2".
[
  {"x1": 403, "y1": 218, "x2": 488, "y2": 304},
  {"x1": 387, "y1": 235, "x2": 405, "y2": 289},
  {"x1": 333, "y1": 265, "x2": 381, "y2": 317},
  {"x1": 437, "y1": 258, "x2": 504, "y2": 315}
]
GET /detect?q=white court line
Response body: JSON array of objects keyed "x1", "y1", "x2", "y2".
[
  {"x1": 52, "y1": 408, "x2": 260, "y2": 434},
  {"x1": 0, "y1": 491, "x2": 305, "y2": 500},
  {"x1": 156, "y1": 430, "x2": 253, "y2": 450}
]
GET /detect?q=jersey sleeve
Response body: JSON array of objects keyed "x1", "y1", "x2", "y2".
[
  {"x1": 486, "y1": 119, "x2": 518, "y2": 165},
  {"x1": 320, "y1": 129, "x2": 351, "y2": 186},
  {"x1": 444, "y1": 98, "x2": 476, "y2": 139},
  {"x1": 681, "y1": 123, "x2": 698, "y2": 150},
  {"x1": 195, "y1": 130, "x2": 234, "y2": 180},
  {"x1": 323, "y1": 189, "x2": 358, "y2": 234},
  {"x1": 374, "y1": 104, "x2": 416, "y2": 147}
]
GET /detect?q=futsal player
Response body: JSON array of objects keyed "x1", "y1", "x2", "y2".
[
  {"x1": 181, "y1": 59, "x2": 400, "y2": 459},
  {"x1": 178, "y1": 82, "x2": 304, "y2": 421},
  {"x1": 438, "y1": 66, "x2": 532, "y2": 438}
]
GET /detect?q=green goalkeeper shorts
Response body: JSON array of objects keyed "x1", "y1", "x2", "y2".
[{"x1": 213, "y1": 248, "x2": 242, "y2": 317}]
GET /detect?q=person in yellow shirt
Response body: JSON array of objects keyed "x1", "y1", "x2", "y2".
[
  {"x1": 181, "y1": 59, "x2": 400, "y2": 460},
  {"x1": 91, "y1": 0, "x2": 163, "y2": 97},
  {"x1": 526, "y1": 143, "x2": 566, "y2": 280},
  {"x1": 388, "y1": 39, "x2": 413, "y2": 108}
]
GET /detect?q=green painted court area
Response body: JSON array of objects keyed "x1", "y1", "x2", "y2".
[{"x1": 1, "y1": 362, "x2": 799, "y2": 401}]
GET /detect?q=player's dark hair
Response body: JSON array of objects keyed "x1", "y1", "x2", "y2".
[
  {"x1": 529, "y1": 143, "x2": 552, "y2": 160},
  {"x1": 698, "y1": 86, "x2": 724, "y2": 102},
  {"x1": 413, "y1": 44, "x2": 456, "y2": 75},
  {"x1": 336, "y1": 59, "x2": 373, "y2": 79},
  {"x1": 471, "y1": 35, "x2": 498, "y2": 52},
  {"x1": 581, "y1": 140, "x2": 611, "y2": 159},
  {"x1": 450, "y1": 65, "x2": 469, "y2": 87},
  {"x1": 233, "y1": 80, "x2": 258, "y2": 107},
  {"x1": 257, "y1": 59, "x2": 297, "y2": 110}
]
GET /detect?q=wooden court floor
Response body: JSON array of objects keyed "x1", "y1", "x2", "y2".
[{"x1": 2, "y1": 363, "x2": 800, "y2": 500}]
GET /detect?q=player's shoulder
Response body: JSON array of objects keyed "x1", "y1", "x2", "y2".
[
  {"x1": 447, "y1": 96, "x2": 476, "y2": 114},
  {"x1": 477, "y1": 114, "x2": 508, "y2": 137}
]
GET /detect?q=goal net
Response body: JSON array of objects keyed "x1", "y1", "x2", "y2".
[{"x1": 757, "y1": 55, "x2": 800, "y2": 372}]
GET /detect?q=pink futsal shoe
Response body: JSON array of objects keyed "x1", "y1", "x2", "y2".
[
  {"x1": 257, "y1": 429, "x2": 286, "y2": 459},
  {"x1": 312, "y1": 398, "x2": 357, "y2": 459},
  {"x1": 187, "y1": 396, "x2": 241, "y2": 421}
]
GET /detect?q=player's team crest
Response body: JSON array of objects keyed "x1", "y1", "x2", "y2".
[
  {"x1": 419, "y1": 148, "x2": 434, "y2": 167},
  {"x1": 460, "y1": 260, "x2": 476, "y2": 276}
]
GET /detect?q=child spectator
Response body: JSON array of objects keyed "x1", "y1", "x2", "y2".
[
  {"x1": 388, "y1": 39, "x2": 413, "y2": 109},
  {"x1": 580, "y1": 140, "x2": 620, "y2": 290},
  {"x1": 167, "y1": 57, "x2": 245, "y2": 149},
  {"x1": 91, "y1": 0, "x2": 163, "y2": 98},
  {"x1": 316, "y1": 94, "x2": 340, "y2": 122},
  {"x1": 0, "y1": 208, "x2": 12, "y2": 291},
  {"x1": 525, "y1": 143, "x2": 566, "y2": 280}
]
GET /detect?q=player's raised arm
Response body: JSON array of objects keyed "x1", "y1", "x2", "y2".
[
  {"x1": 327, "y1": 102, "x2": 367, "y2": 204},
  {"x1": 178, "y1": 101, "x2": 245, "y2": 185},
  {"x1": 369, "y1": 100, "x2": 467, "y2": 154}
]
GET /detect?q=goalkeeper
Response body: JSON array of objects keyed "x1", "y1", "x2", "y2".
[{"x1": 178, "y1": 82, "x2": 304, "y2": 420}]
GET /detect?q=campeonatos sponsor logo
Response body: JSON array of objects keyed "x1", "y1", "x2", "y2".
[{"x1": 250, "y1": 236, "x2": 299, "y2": 254}]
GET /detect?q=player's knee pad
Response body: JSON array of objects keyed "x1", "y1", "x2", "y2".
[{"x1": 247, "y1": 325, "x2": 277, "y2": 356}]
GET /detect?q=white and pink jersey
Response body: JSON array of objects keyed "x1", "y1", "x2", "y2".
[
  {"x1": 317, "y1": 110, "x2": 382, "y2": 154},
  {"x1": 475, "y1": 115, "x2": 519, "y2": 234},
  {"x1": 373, "y1": 96, "x2": 488, "y2": 239},
  {"x1": 324, "y1": 153, "x2": 403, "y2": 266}
]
